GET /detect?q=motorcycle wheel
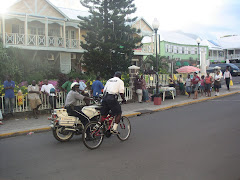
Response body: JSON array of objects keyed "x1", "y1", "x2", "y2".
[{"x1": 52, "y1": 126, "x2": 74, "y2": 142}]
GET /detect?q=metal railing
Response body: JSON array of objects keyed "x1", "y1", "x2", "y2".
[
  {"x1": 0, "y1": 87, "x2": 133, "y2": 113},
  {"x1": 227, "y1": 54, "x2": 240, "y2": 59}
]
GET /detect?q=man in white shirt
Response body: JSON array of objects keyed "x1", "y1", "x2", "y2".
[
  {"x1": 41, "y1": 79, "x2": 56, "y2": 109},
  {"x1": 223, "y1": 67, "x2": 232, "y2": 91},
  {"x1": 214, "y1": 71, "x2": 221, "y2": 96},
  {"x1": 100, "y1": 72, "x2": 126, "y2": 133}
]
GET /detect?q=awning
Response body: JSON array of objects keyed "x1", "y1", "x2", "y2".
[
  {"x1": 183, "y1": 61, "x2": 189, "y2": 66},
  {"x1": 176, "y1": 61, "x2": 181, "y2": 66}
]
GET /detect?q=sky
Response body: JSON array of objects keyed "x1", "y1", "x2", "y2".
[{"x1": 1, "y1": 0, "x2": 239, "y2": 40}]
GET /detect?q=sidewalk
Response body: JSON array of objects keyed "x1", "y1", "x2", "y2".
[{"x1": 1, "y1": 85, "x2": 239, "y2": 138}]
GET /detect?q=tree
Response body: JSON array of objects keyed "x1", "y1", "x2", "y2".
[
  {"x1": 143, "y1": 55, "x2": 169, "y2": 74},
  {"x1": 78, "y1": 0, "x2": 142, "y2": 78}
]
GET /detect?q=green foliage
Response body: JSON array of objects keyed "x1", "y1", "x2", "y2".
[
  {"x1": 0, "y1": 41, "x2": 60, "y2": 84},
  {"x1": 79, "y1": 0, "x2": 142, "y2": 78},
  {"x1": 144, "y1": 55, "x2": 169, "y2": 74}
]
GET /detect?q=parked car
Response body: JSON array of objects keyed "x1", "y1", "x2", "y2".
[{"x1": 208, "y1": 63, "x2": 240, "y2": 76}]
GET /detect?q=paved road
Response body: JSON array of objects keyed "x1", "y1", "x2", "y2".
[{"x1": 1, "y1": 94, "x2": 240, "y2": 180}]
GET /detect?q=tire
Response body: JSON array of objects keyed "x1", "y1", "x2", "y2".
[
  {"x1": 52, "y1": 126, "x2": 74, "y2": 142},
  {"x1": 117, "y1": 116, "x2": 131, "y2": 141},
  {"x1": 82, "y1": 121, "x2": 104, "y2": 150}
]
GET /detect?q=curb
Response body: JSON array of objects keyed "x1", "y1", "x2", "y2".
[
  {"x1": 1, "y1": 91, "x2": 239, "y2": 139},
  {"x1": 153, "y1": 91, "x2": 240, "y2": 112}
]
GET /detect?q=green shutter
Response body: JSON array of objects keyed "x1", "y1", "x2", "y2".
[
  {"x1": 176, "y1": 61, "x2": 181, "y2": 66},
  {"x1": 183, "y1": 61, "x2": 189, "y2": 66}
]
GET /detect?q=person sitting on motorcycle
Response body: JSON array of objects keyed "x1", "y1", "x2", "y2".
[
  {"x1": 65, "y1": 82, "x2": 92, "y2": 138},
  {"x1": 100, "y1": 71, "x2": 126, "y2": 134}
]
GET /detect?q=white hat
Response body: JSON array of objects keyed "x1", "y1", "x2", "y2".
[{"x1": 71, "y1": 82, "x2": 79, "y2": 89}]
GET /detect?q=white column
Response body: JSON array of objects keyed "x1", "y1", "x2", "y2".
[
  {"x1": 200, "y1": 51, "x2": 206, "y2": 75},
  {"x1": 2, "y1": 15, "x2": 5, "y2": 46},
  {"x1": 217, "y1": 50, "x2": 219, "y2": 61},
  {"x1": 63, "y1": 22, "x2": 66, "y2": 48},
  {"x1": 151, "y1": 35, "x2": 153, "y2": 53},
  {"x1": 234, "y1": 49, "x2": 236, "y2": 58},
  {"x1": 78, "y1": 28, "x2": 81, "y2": 49},
  {"x1": 45, "y1": 18, "x2": 48, "y2": 46},
  {"x1": 24, "y1": 15, "x2": 28, "y2": 45}
]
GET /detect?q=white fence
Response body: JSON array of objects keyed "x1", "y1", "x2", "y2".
[
  {"x1": 0, "y1": 87, "x2": 133, "y2": 113},
  {"x1": 143, "y1": 74, "x2": 188, "y2": 87}
]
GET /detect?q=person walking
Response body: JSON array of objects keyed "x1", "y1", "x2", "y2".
[
  {"x1": 200, "y1": 75, "x2": 205, "y2": 97},
  {"x1": 134, "y1": 75, "x2": 143, "y2": 103},
  {"x1": 185, "y1": 74, "x2": 192, "y2": 98},
  {"x1": 141, "y1": 75, "x2": 149, "y2": 102},
  {"x1": 91, "y1": 76, "x2": 104, "y2": 98},
  {"x1": 61, "y1": 77, "x2": 74, "y2": 94},
  {"x1": 204, "y1": 72, "x2": 213, "y2": 97},
  {"x1": 3, "y1": 76, "x2": 15, "y2": 116},
  {"x1": 214, "y1": 71, "x2": 221, "y2": 96},
  {"x1": 28, "y1": 80, "x2": 42, "y2": 119},
  {"x1": 223, "y1": 67, "x2": 232, "y2": 91},
  {"x1": 192, "y1": 72, "x2": 200, "y2": 99}
]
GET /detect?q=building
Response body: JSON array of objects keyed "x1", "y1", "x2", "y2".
[
  {"x1": 217, "y1": 35, "x2": 240, "y2": 62},
  {"x1": 0, "y1": 0, "x2": 153, "y2": 74}
]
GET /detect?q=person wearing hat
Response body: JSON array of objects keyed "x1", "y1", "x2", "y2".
[
  {"x1": 100, "y1": 71, "x2": 126, "y2": 134},
  {"x1": 65, "y1": 82, "x2": 92, "y2": 132}
]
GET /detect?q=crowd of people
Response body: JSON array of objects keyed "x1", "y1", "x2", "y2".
[
  {"x1": 0, "y1": 76, "x2": 104, "y2": 124},
  {"x1": 0, "y1": 67, "x2": 234, "y2": 125},
  {"x1": 171, "y1": 67, "x2": 232, "y2": 99}
]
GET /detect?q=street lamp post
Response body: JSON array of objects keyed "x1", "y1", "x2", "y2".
[
  {"x1": 196, "y1": 37, "x2": 201, "y2": 66},
  {"x1": 152, "y1": 18, "x2": 160, "y2": 95}
]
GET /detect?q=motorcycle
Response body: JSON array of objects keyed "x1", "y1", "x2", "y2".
[{"x1": 48, "y1": 98, "x2": 102, "y2": 142}]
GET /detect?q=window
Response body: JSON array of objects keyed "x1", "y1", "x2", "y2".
[
  {"x1": 38, "y1": 28, "x2": 44, "y2": 35},
  {"x1": 179, "y1": 47, "x2": 183, "y2": 54},
  {"x1": 165, "y1": 44, "x2": 168, "y2": 52},
  {"x1": 188, "y1": 47, "x2": 191, "y2": 54},
  {"x1": 12, "y1": 24, "x2": 19, "y2": 33},
  {"x1": 169, "y1": 45, "x2": 173, "y2": 53},
  {"x1": 184, "y1": 47, "x2": 188, "y2": 54},
  {"x1": 191, "y1": 47, "x2": 195, "y2": 54},
  {"x1": 195, "y1": 48, "x2": 198, "y2": 54},
  {"x1": 49, "y1": 29, "x2": 60, "y2": 37},
  {"x1": 30, "y1": 27, "x2": 36, "y2": 35},
  {"x1": 173, "y1": 46, "x2": 177, "y2": 53},
  {"x1": 71, "y1": 30, "x2": 75, "y2": 39},
  {"x1": 65, "y1": 30, "x2": 69, "y2": 39}
]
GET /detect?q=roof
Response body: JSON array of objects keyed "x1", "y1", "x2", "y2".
[
  {"x1": 217, "y1": 35, "x2": 240, "y2": 49},
  {"x1": 141, "y1": 31, "x2": 209, "y2": 46},
  {"x1": 160, "y1": 31, "x2": 208, "y2": 46},
  {"x1": 201, "y1": 39, "x2": 223, "y2": 50},
  {"x1": 57, "y1": 7, "x2": 90, "y2": 21}
]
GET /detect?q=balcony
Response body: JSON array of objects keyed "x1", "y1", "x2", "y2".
[
  {"x1": 3, "y1": 33, "x2": 81, "y2": 50},
  {"x1": 209, "y1": 56, "x2": 225, "y2": 61},
  {"x1": 227, "y1": 54, "x2": 240, "y2": 59}
]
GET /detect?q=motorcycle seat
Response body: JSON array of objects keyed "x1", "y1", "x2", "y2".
[{"x1": 95, "y1": 106, "x2": 102, "y2": 110}]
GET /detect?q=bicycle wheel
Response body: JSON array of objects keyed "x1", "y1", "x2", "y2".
[
  {"x1": 82, "y1": 122, "x2": 104, "y2": 150},
  {"x1": 117, "y1": 116, "x2": 131, "y2": 141}
]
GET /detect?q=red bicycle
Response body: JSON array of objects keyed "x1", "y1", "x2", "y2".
[{"x1": 82, "y1": 114, "x2": 131, "y2": 150}]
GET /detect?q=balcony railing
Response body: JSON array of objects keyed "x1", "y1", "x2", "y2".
[
  {"x1": 227, "y1": 54, "x2": 240, "y2": 59},
  {"x1": 3, "y1": 33, "x2": 81, "y2": 50},
  {"x1": 209, "y1": 56, "x2": 225, "y2": 61}
]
